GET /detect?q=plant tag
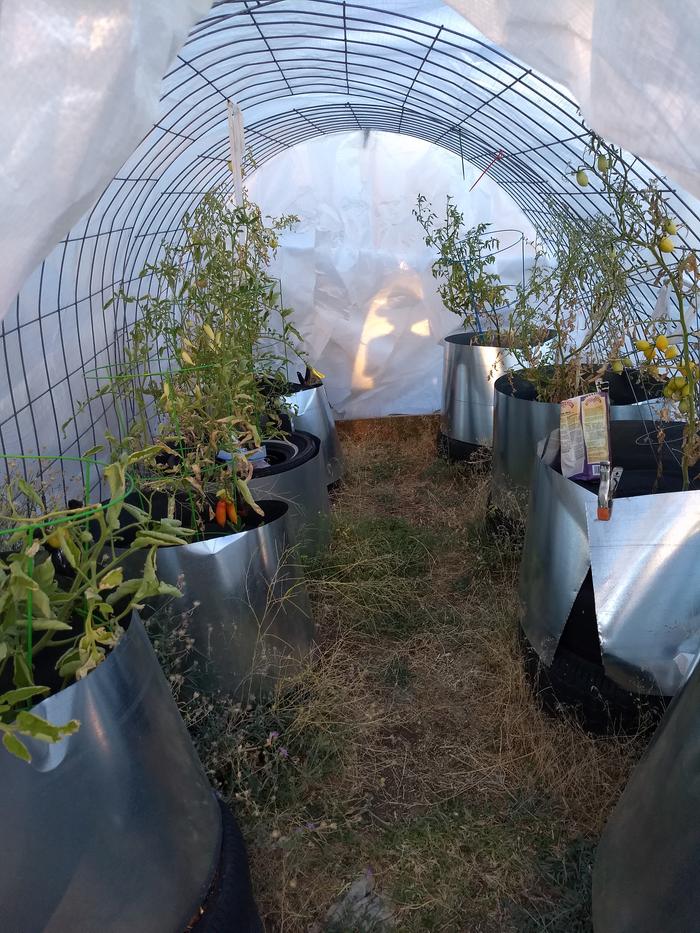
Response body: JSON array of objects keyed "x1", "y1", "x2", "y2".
[
  {"x1": 581, "y1": 393, "x2": 610, "y2": 464},
  {"x1": 560, "y1": 390, "x2": 610, "y2": 480},
  {"x1": 560, "y1": 397, "x2": 584, "y2": 478}
]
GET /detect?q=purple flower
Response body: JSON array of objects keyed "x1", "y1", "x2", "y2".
[{"x1": 278, "y1": 747, "x2": 289, "y2": 759}]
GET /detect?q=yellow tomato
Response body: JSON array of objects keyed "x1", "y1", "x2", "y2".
[
  {"x1": 634, "y1": 338, "x2": 652, "y2": 351},
  {"x1": 655, "y1": 335, "x2": 669, "y2": 351},
  {"x1": 576, "y1": 169, "x2": 589, "y2": 187},
  {"x1": 659, "y1": 236, "x2": 675, "y2": 253},
  {"x1": 597, "y1": 154, "x2": 609, "y2": 172},
  {"x1": 664, "y1": 344, "x2": 680, "y2": 360}
]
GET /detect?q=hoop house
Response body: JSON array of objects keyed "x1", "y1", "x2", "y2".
[{"x1": 3, "y1": 1, "x2": 700, "y2": 928}]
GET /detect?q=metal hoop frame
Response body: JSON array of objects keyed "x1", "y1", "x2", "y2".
[{"x1": 3, "y1": 0, "x2": 699, "y2": 472}]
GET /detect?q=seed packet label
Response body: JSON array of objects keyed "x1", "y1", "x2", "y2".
[
  {"x1": 560, "y1": 397, "x2": 584, "y2": 478},
  {"x1": 559, "y1": 390, "x2": 610, "y2": 480},
  {"x1": 581, "y1": 394, "x2": 610, "y2": 464}
]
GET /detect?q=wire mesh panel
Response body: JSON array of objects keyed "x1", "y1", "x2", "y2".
[{"x1": 5, "y1": 0, "x2": 700, "y2": 470}]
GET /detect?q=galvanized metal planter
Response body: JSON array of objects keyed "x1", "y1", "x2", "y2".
[
  {"x1": 283, "y1": 384, "x2": 343, "y2": 485},
  {"x1": 491, "y1": 373, "x2": 663, "y2": 517},
  {"x1": 519, "y1": 425, "x2": 700, "y2": 697},
  {"x1": 440, "y1": 331, "x2": 518, "y2": 453},
  {"x1": 249, "y1": 430, "x2": 331, "y2": 557},
  {"x1": 593, "y1": 649, "x2": 700, "y2": 933},
  {"x1": 0, "y1": 616, "x2": 221, "y2": 933},
  {"x1": 143, "y1": 498, "x2": 315, "y2": 697}
]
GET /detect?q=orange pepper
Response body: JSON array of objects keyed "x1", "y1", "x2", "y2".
[{"x1": 215, "y1": 499, "x2": 227, "y2": 528}]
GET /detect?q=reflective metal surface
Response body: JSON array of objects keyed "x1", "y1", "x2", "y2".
[
  {"x1": 284, "y1": 385, "x2": 343, "y2": 484},
  {"x1": 491, "y1": 380, "x2": 663, "y2": 515},
  {"x1": 148, "y1": 501, "x2": 315, "y2": 696},
  {"x1": 0, "y1": 617, "x2": 221, "y2": 933},
  {"x1": 586, "y1": 491, "x2": 700, "y2": 696},
  {"x1": 593, "y1": 652, "x2": 700, "y2": 932},
  {"x1": 441, "y1": 332, "x2": 518, "y2": 447},
  {"x1": 249, "y1": 432, "x2": 331, "y2": 556},
  {"x1": 518, "y1": 438, "x2": 594, "y2": 664},
  {"x1": 519, "y1": 428, "x2": 700, "y2": 697}
]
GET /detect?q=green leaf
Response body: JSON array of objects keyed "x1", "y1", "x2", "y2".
[
  {"x1": 3, "y1": 731, "x2": 31, "y2": 763},
  {"x1": 121, "y1": 502, "x2": 150, "y2": 523},
  {"x1": 13, "y1": 653, "x2": 33, "y2": 689},
  {"x1": 55, "y1": 533, "x2": 81, "y2": 570},
  {"x1": 32, "y1": 619, "x2": 73, "y2": 631},
  {"x1": 57, "y1": 657, "x2": 82, "y2": 679},
  {"x1": 82, "y1": 445, "x2": 104, "y2": 458},
  {"x1": 33, "y1": 558, "x2": 56, "y2": 590},
  {"x1": 105, "y1": 578, "x2": 143, "y2": 605},
  {"x1": 98, "y1": 568, "x2": 124, "y2": 591},
  {"x1": 31, "y1": 586, "x2": 52, "y2": 619},
  {"x1": 127, "y1": 445, "x2": 161, "y2": 464},
  {"x1": 0, "y1": 685, "x2": 49, "y2": 707},
  {"x1": 16, "y1": 477, "x2": 44, "y2": 508},
  {"x1": 157, "y1": 582, "x2": 183, "y2": 599},
  {"x1": 236, "y1": 478, "x2": 265, "y2": 516},
  {"x1": 15, "y1": 711, "x2": 80, "y2": 743},
  {"x1": 9, "y1": 562, "x2": 39, "y2": 593},
  {"x1": 132, "y1": 531, "x2": 189, "y2": 548}
]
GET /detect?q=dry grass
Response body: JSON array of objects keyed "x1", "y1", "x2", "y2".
[{"x1": 183, "y1": 415, "x2": 646, "y2": 931}]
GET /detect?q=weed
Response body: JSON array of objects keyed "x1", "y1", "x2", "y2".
[
  {"x1": 369, "y1": 460, "x2": 399, "y2": 483},
  {"x1": 511, "y1": 838, "x2": 596, "y2": 933}
]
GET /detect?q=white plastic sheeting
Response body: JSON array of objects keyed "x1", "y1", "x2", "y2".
[
  {"x1": 4, "y1": 0, "x2": 700, "y2": 464},
  {"x1": 0, "y1": 0, "x2": 211, "y2": 321},
  {"x1": 450, "y1": 0, "x2": 700, "y2": 200},
  {"x1": 247, "y1": 130, "x2": 537, "y2": 419}
]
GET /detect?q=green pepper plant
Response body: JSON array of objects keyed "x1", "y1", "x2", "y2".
[
  {"x1": 0, "y1": 451, "x2": 192, "y2": 762},
  {"x1": 84, "y1": 188, "x2": 304, "y2": 529}
]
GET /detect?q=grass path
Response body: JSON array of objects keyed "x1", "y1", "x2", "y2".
[{"x1": 186, "y1": 415, "x2": 644, "y2": 931}]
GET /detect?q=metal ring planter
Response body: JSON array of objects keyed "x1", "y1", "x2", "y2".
[
  {"x1": 439, "y1": 331, "x2": 520, "y2": 458},
  {"x1": 491, "y1": 370, "x2": 664, "y2": 519},
  {"x1": 249, "y1": 430, "x2": 331, "y2": 557},
  {"x1": 519, "y1": 422, "x2": 700, "y2": 702},
  {"x1": 136, "y1": 498, "x2": 315, "y2": 698},
  {"x1": 283, "y1": 384, "x2": 343, "y2": 485},
  {"x1": 593, "y1": 645, "x2": 700, "y2": 933},
  {"x1": 0, "y1": 615, "x2": 222, "y2": 932}
]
